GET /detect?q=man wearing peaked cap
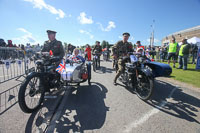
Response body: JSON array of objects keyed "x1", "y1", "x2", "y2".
[
  {"x1": 122, "y1": 32, "x2": 130, "y2": 36},
  {"x1": 46, "y1": 30, "x2": 57, "y2": 34},
  {"x1": 42, "y1": 30, "x2": 64, "y2": 59},
  {"x1": 112, "y1": 32, "x2": 133, "y2": 85}
]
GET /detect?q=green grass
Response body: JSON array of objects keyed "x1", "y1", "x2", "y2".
[{"x1": 162, "y1": 61, "x2": 200, "y2": 88}]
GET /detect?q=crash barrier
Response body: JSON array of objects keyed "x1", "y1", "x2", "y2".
[
  {"x1": 0, "y1": 47, "x2": 36, "y2": 84},
  {"x1": 0, "y1": 83, "x2": 20, "y2": 115}
]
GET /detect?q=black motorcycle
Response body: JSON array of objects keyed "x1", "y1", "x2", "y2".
[
  {"x1": 92, "y1": 52, "x2": 101, "y2": 72},
  {"x1": 117, "y1": 53, "x2": 154, "y2": 100},
  {"x1": 116, "y1": 52, "x2": 172, "y2": 100},
  {"x1": 18, "y1": 52, "x2": 62, "y2": 113}
]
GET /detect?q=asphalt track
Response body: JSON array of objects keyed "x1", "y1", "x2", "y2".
[{"x1": 0, "y1": 59, "x2": 200, "y2": 133}]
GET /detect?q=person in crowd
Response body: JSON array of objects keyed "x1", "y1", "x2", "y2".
[
  {"x1": 67, "y1": 44, "x2": 76, "y2": 55},
  {"x1": 167, "y1": 38, "x2": 179, "y2": 68},
  {"x1": 70, "y1": 48, "x2": 85, "y2": 63},
  {"x1": 21, "y1": 44, "x2": 25, "y2": 50},
  {"x1": 159, "y1": 46, "x2": 164, "y2": 61},
  {"x1": 191, "y1": 43, "x2": 198, "y2": 64},
  {"x1": 136, "y1": 41, "x2": 144, "y2": 51},
  {"x1": 42, "y1": 30, "x2": 65, "y2": 59},
  {"x1": 162, "y1": 44, "x2": 168, "y2": 61},
  {"x1": 85, "y1": 44, "x2": 92, "y2": 61},
  {"x1": 178, "y1": 39, "x2": 191, "y2": 70},
  {"x1": 112, "y1": 32, "x2": 133, "y2": 85},
  {"x1": 92, "y1": 41, "x2": 102, "y2": 66},
  {"x1": 35, "y1": 43, "x2": 41, "y2": 53},
  {"x1": 7, "y1": 40, "x2": 13, "y2": 47},
  {"x1": 0, "y1": 39, "x2": 6, "y2": 47}
]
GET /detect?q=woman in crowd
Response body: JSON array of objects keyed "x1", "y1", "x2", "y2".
[{"x1": 84, "y1": 44, "x2": 92, "y2": 61}]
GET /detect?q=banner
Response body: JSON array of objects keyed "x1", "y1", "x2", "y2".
[
  {"x1": 17, "y1": 60, "x2": 22, "y2": 67},
  {"x1": 4, "y1": 60, "x2": 11, "y2": 69},
  {"x1": 196, "y1": 47, "x2": 200, "y2": 70}
]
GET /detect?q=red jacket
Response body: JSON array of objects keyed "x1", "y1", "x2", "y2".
[{"x1": 85, "y1": 47, "x2": 92, "y2": 61}]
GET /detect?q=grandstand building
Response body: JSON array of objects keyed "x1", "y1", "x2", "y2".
[{"x1": 162, "y1": 25, "x2": 200, "y2": 45}]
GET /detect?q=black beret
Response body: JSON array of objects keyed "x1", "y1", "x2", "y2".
[
  {"x1": 47, "y1": 30, "x2": 57, "y2": 34},
  {"x1": 122, "y1": 32, "x2": 130, "y2": 36}
]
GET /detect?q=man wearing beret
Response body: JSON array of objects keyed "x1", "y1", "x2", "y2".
[
  {"x1": 112, "y1": 32, "x2": 133, "y2": 85},
  {"x1": 42, "y1": 30, "x2": 64, "y2": 59}
]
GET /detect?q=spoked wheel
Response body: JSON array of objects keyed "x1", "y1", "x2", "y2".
[
  {"x1": 87, "y1": 63, "x2": 92, "y2": 86},
  {"x1": 135, "y1": 71, "x2": 154, "y2": 101},
  {"x1": 18, "y1": 73, "x2": 45, "y2": 113},
  {"x1": 93, "y1": 59, "x2": 96, "y2": 72}
]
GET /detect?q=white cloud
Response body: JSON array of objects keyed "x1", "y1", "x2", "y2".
[
  {"x1": 130, "y1": 36, "x2": 134, "y2": 41},
  {"x1": 79, "y1": 29, "x2": 94, "y2": 39},
  {"x1": 77, "y1": 12, "x2": 93, "y2": 24},
  {"x1": 13, "y1": 28, "x2": 40, "y2": 44},
  {"x1": 118, "y1": 36, "x2": 122, "y2": 39},
  {"x1": 24, "y1": 0, "x2": 66, "y2": 19},
  {"x1": 97, "y1": 21, "x2": 116, "y2": 32}
]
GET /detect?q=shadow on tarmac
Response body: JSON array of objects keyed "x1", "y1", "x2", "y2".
[
  {"x1": 116, "y1": 78, "x2": 200, "y2": 124},
  {"x1": 54, "y1": 82, "x2": 109, "y2": 133},
  {"x1": 0, "y1": 83, "x2": 20, "y2": 115},
  {"x1": 147, "y1": 80, "x2": 200, "y2": 124},
  {"x1": 94, "y1": 66, "x2": 115, "y2": 74},
  {"x1": 25, "y1": 89, "x2": 65, "y2": 133}
]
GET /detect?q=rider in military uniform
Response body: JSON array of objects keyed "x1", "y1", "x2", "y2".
[
  {"x1": 112, "y1": 32, "x2": 133, "y2": 85},
  {"x1": 41, "y1": 30, "x2": 65, "y2": 92},
  {"x1": 92, "y1": 41, "x2": 102, "y2": 66},
  {"x1": 42, "y1": 30, "x2": 64, "y2": 59}
]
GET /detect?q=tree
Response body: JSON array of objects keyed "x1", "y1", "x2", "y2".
[
  {"x1": 101, "y1": 40, "x2": 106, "y2": 49},
  {"x1": 63, "y1": 42, "x2": 68, "y2": 50}
]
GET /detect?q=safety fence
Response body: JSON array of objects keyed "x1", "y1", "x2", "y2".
[{"x1": 0, "y1": 47, "x2": 36, "y2": 84}]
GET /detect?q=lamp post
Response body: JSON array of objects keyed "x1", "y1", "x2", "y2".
[{"x1": 152, "y1": 20, "x2": 155, "y2": 47}]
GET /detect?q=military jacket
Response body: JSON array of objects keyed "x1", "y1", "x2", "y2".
[
  {"x1": 112, "y1": 40, "x2": 133, "y2": 58},
  {"x1": 42, "y1": 39, "x2": 64, "y2": 58}
]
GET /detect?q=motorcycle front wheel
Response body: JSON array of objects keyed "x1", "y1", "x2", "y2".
[
  {"x1": 18, "y1": 73, "x2": 45, "y2": 113},
  {"x1": 93, "y1": 59, "x2": 96, "y2": 72},
  {"x1": 135, "y1": 70, "x2": 154, "y2": 101}
]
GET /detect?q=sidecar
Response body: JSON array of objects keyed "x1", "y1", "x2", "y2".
[
  {"x1": 63, "y1": 60, "x2": 92, "y2": 86},
  {"x1": 145, "y1": 61, "x2": 172, "y2": 77}
]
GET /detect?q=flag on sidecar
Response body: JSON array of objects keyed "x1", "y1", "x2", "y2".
[
  {"x1": 56, "y1": 59, "x2": 67, "y2": 80},
  {"x1": 56, "y1": 59, "x2": 66, "y2": 74}
]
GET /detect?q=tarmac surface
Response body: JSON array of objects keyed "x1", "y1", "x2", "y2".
[{"x1": 0, "y1": 59, "x2": 200, "y2": 133}]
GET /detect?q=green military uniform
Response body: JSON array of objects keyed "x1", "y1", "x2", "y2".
[
  {"x1": 92, "y1": 44, "x2": 102, "y2": 66},
  {"x1": 112, "y1": 40, "x2": 133, "y2": 83},
  {"x1": 93, "y1": 45, "x2": 102, "y2": 53},
  {"x1": 42, "y1": 39, "x2": 64, "y2": 58}
]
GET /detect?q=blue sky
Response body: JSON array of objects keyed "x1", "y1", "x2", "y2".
[{"x1": 0, "y1": 0, "x2": 200, "y2": 46}]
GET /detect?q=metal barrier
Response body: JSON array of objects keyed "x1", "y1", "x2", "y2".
[{"x1": 0, "y1": 47, "x2": 36, "y2": 84}]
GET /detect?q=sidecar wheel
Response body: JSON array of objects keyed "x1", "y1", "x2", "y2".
[{"x1": 88, "y1": 79, "x2": 91, "y2": 86}]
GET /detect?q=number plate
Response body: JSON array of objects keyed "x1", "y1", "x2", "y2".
[{"x1": 130, "y1": 55, "x2": 138, "y2": 62}]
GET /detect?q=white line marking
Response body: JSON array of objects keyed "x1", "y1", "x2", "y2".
[{"x1": 124, "y1": 88, "x2": 177, "y2": 133}]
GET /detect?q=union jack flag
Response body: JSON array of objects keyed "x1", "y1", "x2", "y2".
[
  {"x1": 72, "y1": 56, "x2": 80, "y2": 62},
  {"x1": 56, "y1": 59, "x2": 66, "y2": 74}
]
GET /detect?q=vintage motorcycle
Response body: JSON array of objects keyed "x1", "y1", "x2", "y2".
[
  {"x1": 92, "y1": 52, "x2": 101, "y2": 72},
  {"x1": 18, "y1": 52, "x2": 91, "y2": 113},
  {"x1": 116, "y1": 52, "x2": 172, "y2": 100}
]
